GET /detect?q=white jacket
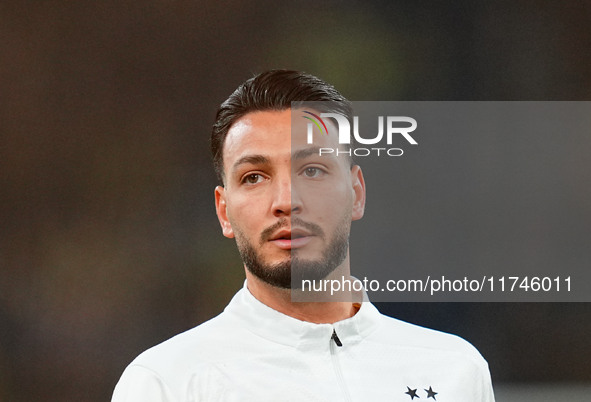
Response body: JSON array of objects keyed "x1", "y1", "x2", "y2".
[{"x1": 113, "y1": 283, "x2": 495, "y2": 401}]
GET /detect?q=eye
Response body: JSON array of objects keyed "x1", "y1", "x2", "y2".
[
  {"x1": 302, "y1": 166, "x2": 325, "y2": 178},
  {"x1": 242, "y1": 173, "x2": 264, "y2": 185}
]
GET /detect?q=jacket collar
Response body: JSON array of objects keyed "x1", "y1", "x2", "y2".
[{"x1": 224, "y1": 281, "x2": 382, "y2": 352}]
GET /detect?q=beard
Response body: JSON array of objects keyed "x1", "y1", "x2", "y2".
[{"x1": 235, "y1": 217, "x2": 350, "y2": 289}]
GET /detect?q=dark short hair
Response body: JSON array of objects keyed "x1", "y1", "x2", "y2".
[{"x1": 210, "y1": 70, "x2": 353, "y2": 183}]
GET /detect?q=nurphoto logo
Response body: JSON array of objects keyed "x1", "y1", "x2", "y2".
[{"x1": 304, "y1": 111, "x2": 418, "y2": 157}]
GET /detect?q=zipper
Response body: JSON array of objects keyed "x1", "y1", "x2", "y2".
[
  {"x1": 330, "y1": 328, "x2": 352, "y2": 402},
  {"x1": 331, "y1": 329, "x2": 343, "y2": 347}
]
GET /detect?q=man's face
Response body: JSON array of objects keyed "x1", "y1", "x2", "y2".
[{"x1": 214, "y1": 109, "x2": 365, "y2": 289}]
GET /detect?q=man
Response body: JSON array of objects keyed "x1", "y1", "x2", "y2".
[{"x1": 112, "y1": 70, "x2": 495, "y2": 401}]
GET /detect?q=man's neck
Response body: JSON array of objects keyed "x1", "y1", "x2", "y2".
[{"x1": 245, "y1": 269, "x2": 360, "y2": 324}]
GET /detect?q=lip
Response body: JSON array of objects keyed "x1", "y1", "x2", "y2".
[{"x1": 269, "y1": 228, "x2": 314, "y2": 250}]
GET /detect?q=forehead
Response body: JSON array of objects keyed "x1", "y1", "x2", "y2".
[
  {"x1": 222, "y1": 109, "x2": 341, "y2": 165},
  {"x1": 223, "y1": 110, "x2": 292, "y2": 159}
]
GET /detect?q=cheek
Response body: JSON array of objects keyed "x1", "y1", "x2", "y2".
[
  {"x1": 304, "y1": 182, "x2": 353, "y2": 211},
  {"x1": 226, "y1": 195, "x2": 265, "y2": 228}
]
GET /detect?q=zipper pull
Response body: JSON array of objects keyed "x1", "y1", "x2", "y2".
[{"x1": 331, "y1": 329, "x2": 343, "y2": 347}]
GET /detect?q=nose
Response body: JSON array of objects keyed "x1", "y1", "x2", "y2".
[{"x1": 272, "y1": 175, "x2": 302, "y2": 217}]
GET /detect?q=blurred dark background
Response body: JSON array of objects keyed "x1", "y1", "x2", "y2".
[{"x1": 1, "y1": 1, "x2": 590, "y2": 400}]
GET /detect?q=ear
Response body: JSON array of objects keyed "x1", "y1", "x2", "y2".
[
  {"x1": 214, "y1": 186, "x2": 235, "y2": 238},
  {"x1": 350, "y1": 165, "x2": 366, "y2": 221}
]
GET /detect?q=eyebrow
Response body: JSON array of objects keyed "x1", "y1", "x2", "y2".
[
  {"x1": 231, "y1": 147, "x2": 332, "y2": 176},
  {"x1": 231, "y1": 154, "x2": 271, "y2": 175},
  {"x1": 292, "y1": 146, "x2": 325, "y2": 160}
]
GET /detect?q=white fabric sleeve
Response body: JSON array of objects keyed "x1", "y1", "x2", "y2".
[
  {"x1": 111, "y1": 365, "x2": 177, "y2": 402},
  {"x1": 479, "y1": 361, "x2": 496, "y2": 402}
]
